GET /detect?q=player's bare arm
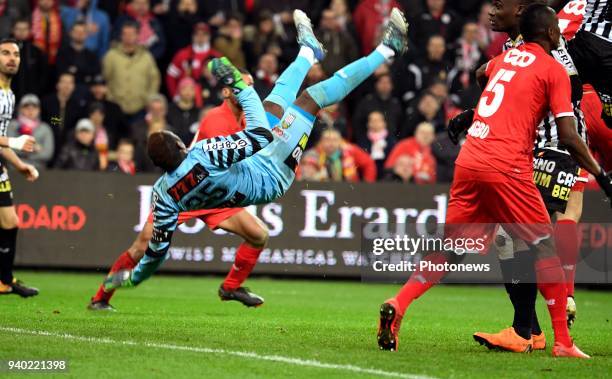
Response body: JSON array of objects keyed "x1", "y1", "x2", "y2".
[
  {"x1": 1, "y1": 149, "x2": 39, "y2": 182},
  {"x1": 0, "y1": 136, "x2": 36, "y2": 152}
]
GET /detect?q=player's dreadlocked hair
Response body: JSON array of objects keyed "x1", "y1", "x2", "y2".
[
  {"x1": 519, "y1": 3, "x2": 557, "y2": 42},
  {"x1": 147, "y1": 131, "x2": 186, "y2": 172}
]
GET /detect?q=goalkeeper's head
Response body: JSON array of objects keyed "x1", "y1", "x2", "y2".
[{"x1": 147, "y1": 131, "x2": 188, "y2": 172}]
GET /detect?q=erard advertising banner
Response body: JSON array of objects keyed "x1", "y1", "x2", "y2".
[{"x1": 12, "y1": 171, "x2": 612, "y2": 283}]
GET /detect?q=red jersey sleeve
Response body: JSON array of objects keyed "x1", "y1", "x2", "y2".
[
  {"x1": 350, "y1": 144, "x2": 377, "y2": 182},
  {"x1": 547, "y1": 62, "x2": 574, "y2": 119}
]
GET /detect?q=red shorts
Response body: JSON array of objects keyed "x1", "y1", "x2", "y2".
[
  {"x1": 571, "y1": 168, "x2": 589, "y2": 193},
  {"x1": 445, "y1": 166, "x2": 553, "y2": 249},
  {"x1": 147, "y1": 208, "x2": 244, "y2": 230}
]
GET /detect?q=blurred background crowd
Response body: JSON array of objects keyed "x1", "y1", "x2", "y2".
[{"x1": 1, "y1": 0, "x2": 509, "y2": 183}]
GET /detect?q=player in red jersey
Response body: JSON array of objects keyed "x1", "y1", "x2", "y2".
[
  {"x1": 445, "y1": 0, "x2": 600, "y2": 352},
  {"x1": 88, "y1": 72, "x2": 271, "y2": 310},
  {"x1": 377, "y1": 4, "x2": 612, "y2": 358},
  {"x1": 582, "y1": 84, "x2": 612, "y2": 171}
]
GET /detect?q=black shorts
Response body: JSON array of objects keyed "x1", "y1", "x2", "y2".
[
  {"x1": 0, "y1": 162, "x2": 13, "y2": 207},
  {"x1": 568, "y1": 31, "x2": 612, "y2": 124},
  {"x1": 532, "y1": 148, "x2": 580, "y2": 214}
]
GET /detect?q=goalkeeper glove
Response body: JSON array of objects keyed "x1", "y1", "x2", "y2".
[{"x1": 447, "y1": 108, "x2": 474, "y2": 145}]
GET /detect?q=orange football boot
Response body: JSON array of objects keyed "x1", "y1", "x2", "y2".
[
  {"x1": 377, "y1": 298, "x2": 403, "y2": 351},
  {"x1": 532, "y1": 332, "x2": 546, "y2": 350},
  {"x1": 0, "y1": 281, "x2": 11, "y2": 294},
  {"x1": 552, "y1": 342, "x2": 590, "y2": 358},
  {"x1": 473, "y1": 327, "x2": 533, "y2": 353}
]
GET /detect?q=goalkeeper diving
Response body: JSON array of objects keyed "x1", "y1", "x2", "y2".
[{"x1": 105, "y1": 8, "x2": 409, "y2": 291}]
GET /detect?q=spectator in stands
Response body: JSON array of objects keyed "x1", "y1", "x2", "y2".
[
  {"x1": 392, "y1": 53, "x2": 423, "y2": 108},
  {"x1": 88, "y1": 75, "x2": 127, "y2": 149},
  {"x1": 476, "y1": 2, "x2": 497, "y2": 51},
  {"x1": 448, "y1": 22, "x2": 487, "y2": 109},
  {"x1": 330, "y1": 0, "x2": 356, "y2": 32},
  {"x1": 131, "y1": 94, "x2": 170, "y2": 172},
  {"x1": 353, "y1": 71, "x2": 403, "y2": 141},
  {"x1": 358, "y1": 111, "x2": 396, "y2": 179},
  {"x1": 107, "y1": 139, "x2": 136, "y2": 175},
  {"x1": 54, "y1": 118, "x2": 100, "y2": 171},
  {"x1": 410, "y1": 0, "x2": 462, "y2": 51},
  {"x1": 8, "y1": 94, "x2": 54, "y2": 170},
  {"x1": 253, "y1": 53, "x2": 279, "y2": 99},
  {"x1": 428, "y1": 80, "x2": 460, "y2": 126},
  {"x1": 166, "y1": 78, "x2": 201, "y2": 145},
  {"x1": 10, "y1": 19, "x2": 48, "y2": 99},
  {"x1": 353, "y1": 0, "x2": 401, "y2": 55},
  {"x1": 0, "y1": 0, "x2": 30, "y2": 38},
  {"x1": 56, "y1": 21, "x2": 101, "y2": 85},
  {"x1": 113, "y1": 0, "x2": 166, "y2": 60},
  {"x1": 415, "y1": 35, "x2": 451, "y2": 89},
  {"x1": 304, "y1": 63, "x2": 326, "y2": 87},
  {"x1": 41, "y1": 72, "x2": 88, "y2": 154},
  {"x1": 383, "y1": 155, "x2": 415, "y2": 183},
  {"x1": 316, "y1": 8, "x2": 359, "y2": 76},
  {"x1": 214, "y1": 13, "x2": 246, "y2": 69},
  {"x1": 103, "y1": 21, "x2": 161, "y2": 120},
  {"x1": 166, "y1": 22, "x2": 219, "y2": 104},
  {"x1": 165, "y1": 0, "x2": 202, "y2": 59},
  {"x1": 385, "y1": 122, "x2": 437, "y2": 184},
  {"x1": 32, "y1": 0, "x2": 63, "y2": 65},
  {"x1": 404, "y1": 91, "x2": 445, "y2": 136},
  {"x1": 97, "y1": 0, "x2": 123, "y2": 24},
  {"x1": 88, "y1": 102, "x2": 110, "y2": 170},
  {"x1": 199, "y1": 0, "x2": 247, "y2": 28},
  {"x1": 312, "y1": 103, "x2": 349, "y2": 148},
  {"x1": 301, "y1": 128, "x2": 377, "y2": 182},
  {"x1": 244, "y1": 10, "x2": 283, "y2": 71},
  {"x1": 60, "y1": 0, "x2": 111, "y2": 58}
]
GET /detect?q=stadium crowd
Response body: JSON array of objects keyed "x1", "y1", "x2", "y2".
[{"x1": 1, "y1": 0, "x2": 508, "y2": 182}]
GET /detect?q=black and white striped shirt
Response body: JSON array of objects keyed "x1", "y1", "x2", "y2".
[
  {"x1": 502, "y1": 36, "x2": 587, "y2": 151},
  {"x1": 581, "y1": 0, "x2": 612, "y2": 42},
  {"x1": 0, "y1": 86, "x2": 15, "y2": 138}
]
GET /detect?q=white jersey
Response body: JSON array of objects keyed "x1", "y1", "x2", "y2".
[
  {"x1": 0, "y1": 86, "x2": 15, "y2": 138},
  {"x1": 581, "y1": 0, "x2": 612, "y2": 42},
  {"x1": 502, "y1": 35, "x2": 587, "y2": 151}
]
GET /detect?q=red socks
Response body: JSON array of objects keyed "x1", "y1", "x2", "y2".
[
  {"x1": 393, "y1": 253, "x2": 449, "y2": 315},
  {"x1": 554, "y1": 219, "x2": 579, "y2": 297},
  {"x1": 535, "y1": 256, "x2": 572, "y2": 347},
  {"x1": 92, "y1": 251, "x2": 138, "y2": 303},
  {"x1": 222, "y1": 243, "x2": 263, "y2": 290}
]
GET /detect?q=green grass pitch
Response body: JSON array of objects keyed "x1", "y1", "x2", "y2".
[{"x1": 0, "y1": 271, "x2": 610, "y2": 378}]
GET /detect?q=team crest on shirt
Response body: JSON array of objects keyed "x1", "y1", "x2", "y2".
[
  {"x1": 271, "y1": 126, "x2": 291, "y2": 142},
  {"x1": 281, "y1": 113, "x2": 296, "y2": 129}
]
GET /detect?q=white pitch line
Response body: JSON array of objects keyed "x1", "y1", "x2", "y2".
[{"x1": 0, "y1": 327, "x2": 437, "y2": 379}]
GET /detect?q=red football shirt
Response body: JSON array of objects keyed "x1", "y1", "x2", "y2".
[
  {"x1": 557, "y1": 0, "x2": 586, "y2": 40},
  {"x1": 456, "y1": 42, "x2": 574, "y2": 181},
  {"x1": 194, "y1": 100, "x2": 245, "y2": 143}
]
